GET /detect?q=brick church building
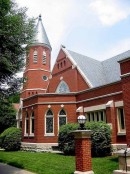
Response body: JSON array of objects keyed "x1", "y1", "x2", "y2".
[{"x1": 16, "y1": 15, "x2": 130, "y2": 150}]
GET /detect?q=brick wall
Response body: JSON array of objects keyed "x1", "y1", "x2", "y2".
[{"x1": 119, "y1": 58, "x2": 130, "y2": 144}]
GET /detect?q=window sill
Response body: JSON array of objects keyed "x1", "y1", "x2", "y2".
[
  {"x1": 44, "y1": 133, "x2": 55, "y2": 137},
  {"x1": 117, "y1": 132, "x2": 126, "y2": 136},
  {"x1": 24, "y1": 134, "x2": 34, "y2": 137},
  {"x1": 29, "y1": 134, "x2": 34, "y2": 137}
]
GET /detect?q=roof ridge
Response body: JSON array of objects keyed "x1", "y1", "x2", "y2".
[
  {"x1": 102, "y1": 50, "x2": 130, "y2": 62},
  {"x1": 67, "y1": 49, "x2": 101, "y2": 62}
]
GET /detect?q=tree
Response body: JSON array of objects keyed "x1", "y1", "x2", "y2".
[
  {"x1": 0, "y1": 0, "x2": 35, "y2": 97},
  {"x1": 0, "y1": 0, "x2": 35, "y2": 133},
  {"x1": 0, "y1": 99, "x2": 16, "y2": 133}
]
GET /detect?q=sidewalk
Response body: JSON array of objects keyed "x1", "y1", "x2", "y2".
[{"x1": 0, "y1": 163, "x2": 36, "y2": 174}]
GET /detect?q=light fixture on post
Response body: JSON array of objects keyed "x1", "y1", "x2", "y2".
[{"x1": 77, "y1": 115, "x2": 86, "y2": 130}]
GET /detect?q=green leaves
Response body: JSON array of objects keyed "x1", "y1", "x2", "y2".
[{"x1": 0, "y1": 0, "x2": 35, "y2": 97}]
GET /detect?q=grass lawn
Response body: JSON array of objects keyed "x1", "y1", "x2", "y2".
[{"x1": 0, "y1": 151, "x2": 118, "y2": 174}]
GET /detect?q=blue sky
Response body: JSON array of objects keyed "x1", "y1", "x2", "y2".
[{"x1": 16, "y1": 0, "x2": 130, "y2": 68}]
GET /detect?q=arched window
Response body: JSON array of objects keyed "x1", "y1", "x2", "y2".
[
  {"x1": 45, "y1": 110, "x2": 54, "y2": 134},
  {"x1": 33, "y1": 50, "x2": 38, "y2": 63},
  {"x1": 43, "y1": 51, "x2": 46, "y2": 64},
  {"x1": 25, "y1": 112, "x2": 29, "y2": 134},
  {"x1": 58, "y1": 109, "x2": 67, "y2": 129},
  {"x1": 56, "y1": 80, "x2": 70, "y2": 93},
  {"x1": 30, "y1": 112, "x2": 34, "y2": 134}
]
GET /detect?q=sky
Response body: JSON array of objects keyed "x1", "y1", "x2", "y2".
[{"x1": 16, "y1": 0, "x2": 130, "y2": 69}]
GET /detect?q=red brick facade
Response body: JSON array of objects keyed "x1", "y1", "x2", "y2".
[{"x1": 17, "y1": 17, "x2": 130, "y2": 147}]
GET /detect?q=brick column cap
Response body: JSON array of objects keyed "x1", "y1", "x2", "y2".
[{"x1": 71, "y1": 130, "x2": 92, "y2": 139}]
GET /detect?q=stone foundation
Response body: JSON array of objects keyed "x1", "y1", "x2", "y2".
[
  {"x1": 113, "y1": 170, "x2": 130, "y2": 174},
  {"x1": 21, "y1": 142, "x2": 59, "y2": 152}
]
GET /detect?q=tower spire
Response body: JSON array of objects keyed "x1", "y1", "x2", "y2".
[{"x1": 32, "y1": 14, "x2": 52, "y2": 50}]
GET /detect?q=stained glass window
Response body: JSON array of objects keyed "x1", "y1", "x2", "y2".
[
  {"x1": 56, "y1": 81, "x2": 70, "y2": 93},
  {"x1": 46, "y1": 110, "x2": 54, "y2": 134},
  {"x1": 59, "y1": 109, "x2": 67, "y2": 128},
  {"x1": 30, "y1": 112, "x2": 34, "y2": 134},
  {"x1": 25, "y1": 112, "x2": 29, "y2": 134}
]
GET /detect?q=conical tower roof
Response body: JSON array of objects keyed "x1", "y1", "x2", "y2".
[{"x1": 32, "y1": 15, "x2": 51, "y2": 50}]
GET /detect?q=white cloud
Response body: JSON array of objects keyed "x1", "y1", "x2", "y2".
[{"x1": 89, "y1": 0, "x2": 130, "y2": 26}]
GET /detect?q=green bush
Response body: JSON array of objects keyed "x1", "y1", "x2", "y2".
[
  {"x1": 58, "y1": 122, "x2": 111, "y2": 157},
  {"x1": 58, "y1": 123, "x2": 78, "y2": 155},
  {"x1": 0, "y1": 127, "x2": 22, "y2": 151},
  {"x1": 86, "y1": 122, "x2": 112, "y2": 157}
]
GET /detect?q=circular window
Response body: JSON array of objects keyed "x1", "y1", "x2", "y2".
[{"x1": 42, "y1": 75, "x2": 48, "y2": 81}]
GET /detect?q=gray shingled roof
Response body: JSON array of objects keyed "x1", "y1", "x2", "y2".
[
  {"x1": 32, "y1": 15, "x2": 51, "y2": 50},
  {"x1": 68, "y1": 49, "x2": 130, "y2": 87}
]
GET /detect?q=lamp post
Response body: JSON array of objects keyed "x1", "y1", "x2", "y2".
[{"x1": 77, "y1": 115, "x2": 86, "y2": 130}]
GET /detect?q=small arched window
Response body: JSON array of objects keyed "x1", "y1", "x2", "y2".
[
  {"x1": 43, "y1": 51, "x2": 46, "y2": 64},
  {"x1": 25, "y1": 112, "x2": 29, "y2": 134},
  {"x1": 45, "y1": 109, "x2": 54, "y2": 134},
  {"x1": 58, "y1": 109, "x2": 67, "y2": 129},
  {"x1": 30, "y1": 112, "x2": 35, "y2": 134},
  {"x1": 64, "y1": 60, "x2": 66, "y2": 66},
  {"x1": 33, "y1": 50, "x2": 38, "y2": 63}
]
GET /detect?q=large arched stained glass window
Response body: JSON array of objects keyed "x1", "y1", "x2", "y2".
[
  {"x1": 45, "y1": 110, "x2": 54, "y2": 134},
  {"x1": 58, "y1": 109, "x2": 67, "y2": 129},
  {"x1": 56, "y1": 80, "x2": 70, "y2": 93}
]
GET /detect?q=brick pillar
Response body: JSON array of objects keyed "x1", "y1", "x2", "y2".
[{"x1": 72, "y1": 130, "x2": 94, "y2": 174}]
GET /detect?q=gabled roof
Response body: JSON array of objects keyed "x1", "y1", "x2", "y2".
[
  {"x1": 102, "y1": 50, "x2": 130, "y2": 84},
  {"x1": 68, "y1": 50, "x2": 106, "y2": 87},
  {"x1": 61, "y1": 46, "x2": 130, "y2": 88},
  {"x1": 32, "y1": 15, "x2": 51, "y2": 50}
]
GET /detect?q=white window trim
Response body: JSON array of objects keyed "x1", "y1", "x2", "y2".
[
  {"x1": 45, "y1": 110, "x2": 54, "y2": 136},
  {"x1": 33, "y1": 50, "x2": 38, "y2": 63},
  {"x1": 43, "y1": 51, "x2": 46, "y2": 65},
  {"x1": 84, "y1": 104, "x2": 106, "y2": 112},
  {"x1": 86, "y1": 110, "x2": 106, "y2": 123},
  {"x1": 24, "y1": 113, "x2": 29, "y2": 136},
  {"x1": 58, "y1": 111, "x2": 67, "y2": 131},
  {"x1": 117, "y1": 107, "x2": 126, "y2": 135},
  {"x1": 115, "y1": 101, "x2": 124, "y2": 107},
  {"x1": 30, "y1": 112, "x2": 34, "y2": 136}
]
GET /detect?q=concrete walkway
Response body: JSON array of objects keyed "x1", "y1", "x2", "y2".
[{"x1": 0, "y1": 163, "x2": 36, "y2": 174}]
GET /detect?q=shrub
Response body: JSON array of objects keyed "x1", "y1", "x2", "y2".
[
  {"x1": 58, "y1": 123, "x2": 78, "y2": 155},
  {"x1": 58, "y1": 122, "x2": 111, "y2": 157},
  {"x1": 86, "y1": 122, "x2": 112, "y2": 157},
  {"x1": 0, "y1": 127, "x2": 22, "y2": 151}
]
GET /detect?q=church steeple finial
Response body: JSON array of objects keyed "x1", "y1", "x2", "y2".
[
  {"x1": 32, "y1": 14, "x2": 52, "y2": 50},
  {"x1": 39, "y1": 14, "x2": 42, "y2": 21}
]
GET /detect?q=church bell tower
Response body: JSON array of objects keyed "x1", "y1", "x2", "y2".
[{"x1": 21, "y1": 15, "x2": 51, "y2": 98}]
